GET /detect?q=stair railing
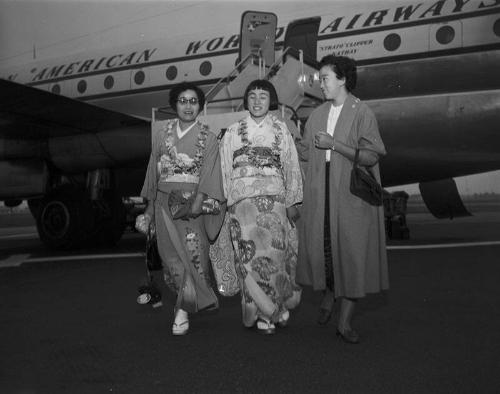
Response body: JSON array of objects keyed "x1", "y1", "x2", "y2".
[{"x1": 203, "y1": 49, "x2": 264, "y2": 115}]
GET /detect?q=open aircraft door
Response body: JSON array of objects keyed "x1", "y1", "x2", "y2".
[
  {"x1": 283, "y1": 17, "x2": 321, "y2": 62},
  {"x1": 268, "y1": 16, "x2": 322, "y2": 117},
  {"x1": 239, "y1": 11, "x2": 277, "y2": 67}
]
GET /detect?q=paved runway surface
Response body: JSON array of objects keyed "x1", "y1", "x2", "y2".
[{"x1": 1, "y1": 211, "x2": 500, "y2": 393}]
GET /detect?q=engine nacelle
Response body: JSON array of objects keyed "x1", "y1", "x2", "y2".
[
  {"x1": 419, "y1": 178, "x2": 471, "y2": 219},
  {"x1": 0, "y1": 159, "x2": 48, "y2": 200}
]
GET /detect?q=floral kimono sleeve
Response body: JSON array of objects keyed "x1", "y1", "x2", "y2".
[
  {"x1": 219, "y1": 124, "x2": 237, "y2": 201},
  {"x1": 140, "y1": 130, "x2": 161, "y2": 201},
  {"x1": 198, "y1": 132, "x2": 224, "y2": 202},
  {"x1": 281, "y1": 124, "x2": 303, "y2": 208}
]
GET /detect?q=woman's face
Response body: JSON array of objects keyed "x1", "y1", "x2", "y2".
[
  {"x1": 247, "y1": 88, "x2": 270, "y2": 123},
  {"x1": 319, "y1": 65, "x2": 345, "y2": 101},
  {"x1": 176, "y1": 89, "x2": 200, "y2": 124}
]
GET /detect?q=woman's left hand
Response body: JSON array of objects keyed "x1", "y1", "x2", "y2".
[
  {"x1": 314, "y1": 132, "x2": 334, "y2": 150},
  {"x1": 189, "y1": 193, "x2": 205, "y2": 218},
  {"x1": 286, "y1": 205, "x2": 300, "y2": 226}
]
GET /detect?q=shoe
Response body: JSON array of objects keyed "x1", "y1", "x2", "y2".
[
  {"x1": 256, "y1": 319, "x2": 276, "y2": 335},
  {"x1": 277, "y1": 310, "x2": 290, "y2": 328},
  {"x1": 172, "y1": 309, "x2": 189, "y2": 336},
  {"x1": 317, "y1": 307, "x2": 333, "y2": 325},
  {"x1": 336, "y1": 328, "x2": 360, "y2": 344}
]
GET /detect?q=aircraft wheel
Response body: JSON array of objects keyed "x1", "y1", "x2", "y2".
[{"x1": 36, "y1": 186, "x2": 93, "y2": 249}]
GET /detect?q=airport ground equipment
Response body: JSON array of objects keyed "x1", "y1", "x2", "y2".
[{"x1": 384, "y1": 191, "x2": 410, "y2": 240}]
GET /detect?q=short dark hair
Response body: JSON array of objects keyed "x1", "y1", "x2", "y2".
[
  {"x1": 319, "y1": 55, "x2": 357, "y2": 92},
  {"x1": 169, "y1": 82, "x2": 206, "y2": 110},
  {"x1": 243, "y1": 79, "x2": 279, "y2": 111}
]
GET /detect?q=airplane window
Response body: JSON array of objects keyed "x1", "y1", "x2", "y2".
[
  {"x1": 51, "y1": 84, "x2": 60, "y2": 94},
  {"x1": 166, "y1": 66, "x2": 177, "y2": 80},
  {"x1": 494, "y1": 19, "x2": 500, "y2": 37},
  {"x1": 436, "y1": 26, "x2": 455, "y2": 45},
  {"x1": 104, "y1": 75, "x2": 114, "y2": 90},
  {"x1": 134, "y1": 71, "x2": 145, "y2": 85},
  {"x1": 383, "y1": 33, "x2": 401, "y2": 52},
  {"x1": 199, "y1": 61, "x2": 212, "y2": 76},
  {"x1": 77, "y1": 80, "x2": 87, "y2": 94}
]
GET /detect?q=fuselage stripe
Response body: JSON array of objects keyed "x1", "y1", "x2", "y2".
[{"x1": 24, "y1": 7, "x2": 500, "y2": 87}]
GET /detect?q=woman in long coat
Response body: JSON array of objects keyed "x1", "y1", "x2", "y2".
[
  {"x1": 136, "y1": 82, "x2": 223, "y2": 335},
  {"x1": 297, "y1": 56, "x2": 388, "y2": 344}
]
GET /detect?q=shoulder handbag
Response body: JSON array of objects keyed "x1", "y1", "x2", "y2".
[{"x1": 350, "y1": 148, "x2": 383, "y2": 206}]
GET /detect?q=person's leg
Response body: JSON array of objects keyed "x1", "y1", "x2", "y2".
[
  {"x1": 336, "y1": 297, "x2": 359, "y2": 343},
  {"x1": 338, "y1": 297, "x2": 357, "y2": 331},
  {"x1": 320, "y1": 289, "x2": 335, "y2": 310},
  {"x1": 241, "y1": 294, "x2": 258, "y2": 328},
  {"x1": 318, "y1": 163, "x2": 335, "y2": 325},
  {"x1": 153, "y1": 197, "x2": 190, "y2": 335}
]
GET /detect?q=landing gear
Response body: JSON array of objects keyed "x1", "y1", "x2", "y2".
[
  {"x1": 383, "y1": 191, "x2": 410, "y2": 240},
  {"x1": 36, "y1": 186, "x2": 94, "y2": 249},
  {"x1": 35, "y1": 186, "x2": 127, "y2": 249}
]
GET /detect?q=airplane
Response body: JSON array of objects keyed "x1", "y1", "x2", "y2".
[{"x1": 1, "y1": 0, "x2": 499, "y2": 249}]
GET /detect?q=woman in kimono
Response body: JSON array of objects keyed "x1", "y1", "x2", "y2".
[
  {"x1": 297, "y1": 56, "x2": 389, "y2": 344},
  {"x1": 219, "y1": 79, "x2": 302, "y2": 334},
  {"x1": 136, "y1": 82, "x2": 223, "y2": 336}
]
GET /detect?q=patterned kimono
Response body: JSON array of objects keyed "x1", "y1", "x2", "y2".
[
  {"x1": 141, "y1": 119, "x2": 223, "y2": 313},
  {"x1": 219, "y1": 113, "x2": 303, "y2": 325}
]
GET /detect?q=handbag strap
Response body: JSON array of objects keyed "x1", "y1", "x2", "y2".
[
  {"x1": 354, "y1": 148, "x2": 361, "y2": 167},
  {"x1": 354, "y1": 148, "x2": 378, "y2": 179}
]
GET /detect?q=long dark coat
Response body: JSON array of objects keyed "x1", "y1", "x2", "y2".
[{"x1": 296, "y1": 94, "x2": 389, "y2": 298}]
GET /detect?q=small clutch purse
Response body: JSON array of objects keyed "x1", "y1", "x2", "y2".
[{"x1": 168, "y1": 190, "x2": 195, "y2": 219}]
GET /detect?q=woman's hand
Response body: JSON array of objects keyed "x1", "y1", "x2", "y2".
[
  {"x1": 135, "y1": 213, "x2": 151, "y2": 234},
  {"x1": 314, "y1": 132, "x2": 334, "y2": 150},
  {"x1": 286, "y1": 205, "x2": 300, "y2": 226},
  {"x1": 189, "y1": 192, "x2": 205, "y2": 218}
]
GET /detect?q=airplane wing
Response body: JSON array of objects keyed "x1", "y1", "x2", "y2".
[
  {"x1": 0, "y1": 79, "x2": 152, "y2": 248},
  {"x1": 0, "y1": 78, "x2": 151, "y2": 179},
  {"x1": 0, "y1": 78, "x2": 148, "y2": 139}
]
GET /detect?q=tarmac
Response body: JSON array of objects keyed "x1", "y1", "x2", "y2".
[{"x1": 1, "y1": 210, "x2": 500, "y2": 393}]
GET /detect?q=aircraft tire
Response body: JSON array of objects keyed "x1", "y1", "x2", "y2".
[{"x1": 36, "y1": 186, "x2": 94, "y2": 250}]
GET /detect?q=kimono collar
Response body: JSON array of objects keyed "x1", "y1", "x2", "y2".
[
  {"x1": 176, "y1": 119, "x2": 197, "y2": 139},
  {"x1": 247, "y1": 113, "x2": 271, "y2": 128}
]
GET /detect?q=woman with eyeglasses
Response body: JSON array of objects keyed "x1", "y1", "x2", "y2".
[
  {"x1": 217, "y1": 79, "x2": 303, "y2": 334},
  {"x1": 136, "y1": 82, "x2": 224, "y2": 335}
]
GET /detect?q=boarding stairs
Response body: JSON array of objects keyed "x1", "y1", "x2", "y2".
[
  {"x1": 152, "y1": 10, "x2": 323, "y2": 136},
  {"x1": 195, "y1": 47, "x2": 323, "y2": 136}
]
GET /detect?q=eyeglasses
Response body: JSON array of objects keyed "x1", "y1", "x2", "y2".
[{"x1": 177, "y1": 97, "x2": 199, "y2": 105}]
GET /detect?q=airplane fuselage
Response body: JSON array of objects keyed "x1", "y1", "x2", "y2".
[{"x1": 1, "y1": 0, "x2": 500, "y2": 187}]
